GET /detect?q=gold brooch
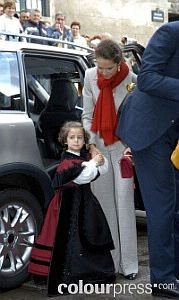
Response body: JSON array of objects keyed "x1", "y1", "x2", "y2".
[{"x1": 126, "y1": 82, "x2": 136, "y2": 92}]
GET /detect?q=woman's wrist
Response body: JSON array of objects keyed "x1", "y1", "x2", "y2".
[{"x1": 89, "y1": 143, "x2": 96, "y2": 151}]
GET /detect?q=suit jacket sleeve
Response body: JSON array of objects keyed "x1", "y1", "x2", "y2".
[{"x1": 137, "y1": 23, "x2": 179, "y2": 102}]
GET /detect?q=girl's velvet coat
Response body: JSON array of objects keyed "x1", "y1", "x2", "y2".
[{"x1": 28, "y1": 151, "x2": 115, "y2": 295}]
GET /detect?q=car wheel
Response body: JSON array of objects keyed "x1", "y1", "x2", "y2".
[{"x1": 0, "y1": 189, "x2": 43, "y2": 289}]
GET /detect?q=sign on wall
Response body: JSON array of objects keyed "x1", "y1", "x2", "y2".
[{"x1": 151, "y1": 9, "x2": 164, "y2": 22}]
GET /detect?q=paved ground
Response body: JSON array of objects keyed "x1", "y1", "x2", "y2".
[{"x1": 0, "y1": 223, "x2": 170, "y2": 299}]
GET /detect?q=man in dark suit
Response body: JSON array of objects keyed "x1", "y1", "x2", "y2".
[{"x1": 116, "y1": 21, "x2": 179, "y2": 298}]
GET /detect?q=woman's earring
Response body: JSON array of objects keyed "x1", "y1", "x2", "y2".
[{"x1": 118, "y1": 65, "x2": 121, "y2": 72}]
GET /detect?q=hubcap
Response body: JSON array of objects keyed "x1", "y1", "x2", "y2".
[{"x1": 0, "y1": 204, "x2": 36, "y2": 274}]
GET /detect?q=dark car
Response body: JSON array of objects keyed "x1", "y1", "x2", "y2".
[{"x1": 0, "y1": 34, "x2": 144, "y2": 290}]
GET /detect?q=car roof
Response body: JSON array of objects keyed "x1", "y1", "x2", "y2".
[
  {"x1": 0, "y1": 39, "x2": 144, "y2": 66},
  {"x1": 0, "y1": 40, "x2": 93, "y2": 57}
]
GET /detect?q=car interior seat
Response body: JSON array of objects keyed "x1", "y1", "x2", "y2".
[{"x1": 39, "y1": 78, "x2": 82, "y2": 159}]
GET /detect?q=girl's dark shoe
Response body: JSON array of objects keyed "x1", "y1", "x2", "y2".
[{"x1": 124, "y1": 273, "x2": 137, "y2": 280}]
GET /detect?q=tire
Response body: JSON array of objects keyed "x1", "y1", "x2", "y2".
[{"x1": 0, "y1": 189, "x2": 43, "y2": 289}]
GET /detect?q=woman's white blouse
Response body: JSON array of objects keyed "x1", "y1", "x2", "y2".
[{"x1": 0, "y1": 14, "x2": 23, "y2": 40}]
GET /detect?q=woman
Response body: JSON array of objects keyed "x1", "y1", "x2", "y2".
[
  {"x1": 0, "y1": 1, "x2": 24, "y2": 41},
  {"x1": 70, "y1": 21, "x2": 88, "y2": 50},
  {"x1": 82, "y1": 39, "x2": 138, "y2": 279}
]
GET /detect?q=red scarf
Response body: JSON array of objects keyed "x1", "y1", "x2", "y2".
[{"x1": 91, "y1": 61, "x2": 129, "y2": 145}]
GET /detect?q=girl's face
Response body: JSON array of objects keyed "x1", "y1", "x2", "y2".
[
  {"x1": 96, "y1": 57, "x2": 119, "y2": 79},
  {"x1": 66, "y1": 128, "x2": 85, "y2": 152}
]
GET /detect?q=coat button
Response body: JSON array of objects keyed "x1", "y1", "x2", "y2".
[{"x1": 171, "y1": 120, "x2": 175, "y2": 123}]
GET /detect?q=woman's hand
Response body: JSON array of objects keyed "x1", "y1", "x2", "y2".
[
  {"x1": 93, "y1": 154, "x2": 105, "y2": 166},
  {"x1": 123, "y1": 147, "x2": 132, "y2": 161},
  {"x1": 123, "y1": 147, "x2": 132, "y2": 160},
  {"x1": 123, "y1": 147, "x2": 134, "y2": 166},
  {"x1": 89, "y1": 144, "x2": 101, "y2": 158}
]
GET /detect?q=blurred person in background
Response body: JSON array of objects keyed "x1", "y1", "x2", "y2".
[
  {"x1": 70, "y1": 21, "x2": 87, "y2": 50},
  {"x1": 0, "y1": 1, "x2": 24, "y2": 41},
  {"x1": 0, "y1": 3, "x2": 3, "y2": 16},
  {"x1": 19, "y1": 10, "x2": 30, "y2": 28},
  {"x1": 47, "y1": 12, "x2": 72, "y2": 47},
  {"x1": 89, "y1": 32, "x2": 112, "y2": 49},
  {"x1": 121, "y1": 35, "x2": 137, "y2": 46},
  {"x1": 47, "y1": 22, "x2": 66, "y2": 46},
  {"x1": 24, "y1": 8, "x2": 48, "y2": 44}
]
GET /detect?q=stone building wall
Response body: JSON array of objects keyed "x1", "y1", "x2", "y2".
[{"x1": 51, "y1": 0, "x2": 169, "y2": 46}]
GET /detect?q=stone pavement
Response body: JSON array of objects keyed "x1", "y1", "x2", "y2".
[{"x1": 0, "y1": 224, "x2": 170, "y2": 299}]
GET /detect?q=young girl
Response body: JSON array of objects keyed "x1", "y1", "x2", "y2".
[{"x1": 28, "y1": 121, "x2": 115, "y2": 296}]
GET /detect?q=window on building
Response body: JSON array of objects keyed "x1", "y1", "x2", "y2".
[
  {"x1": 42, "y1": 0, "x2": 50, "y2": 17},
  {"x1": 16, "y1": 0, "x2": 50, "y2": 17}
]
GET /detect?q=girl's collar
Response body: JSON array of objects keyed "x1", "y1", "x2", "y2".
[{"x1": 66, "y1": 150, "x2": 80, "y2": 156}]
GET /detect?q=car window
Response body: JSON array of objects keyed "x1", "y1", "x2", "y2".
[
  {"x1": 23, "y1": 54, "x2": 84, "y2": 124},
  {"x1": 123, "y1": 50, "x2": 141, "y2": 75},
  {"x1": 122, "y1": 44, "x2": 144, "y2": 75},
  {"x1": 0, "y1": 52, "x2": 23, "y2": 111}
]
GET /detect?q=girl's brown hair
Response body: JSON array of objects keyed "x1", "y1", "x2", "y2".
[{"x1": 58, "y1": 121, "x2": 89, "y2": 146}]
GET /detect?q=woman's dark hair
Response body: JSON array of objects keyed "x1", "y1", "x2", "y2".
[
  {"x1": 58, "y1": 121, "x2": 89, "y2": 146},
  {"x1": 70, "y1": 21, "x2": 81, "y2": 29},
  {"x1": 95, "y1": 39, "x2": 123, "y2": 64}
]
